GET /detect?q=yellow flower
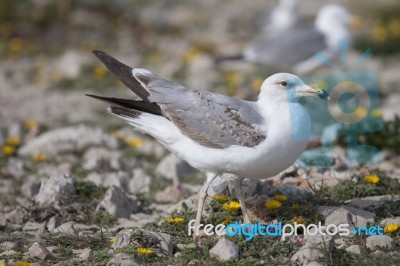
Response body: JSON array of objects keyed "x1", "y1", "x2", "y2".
[
  {"x1": 109, "y1": 237, "x2": 116, "y2": 244},
  {"x1": 364, "y1": 174, "x2": 380, "y2": 184},
  {"x1": 372, "y1": 23, "x2": 387, "y2": 43},
  {"x1": 251, "y1": 78, "x2": 264, "y2": 92},
  {"x1": 2, "y1": 145, "x2": 15, "y2": 156},
  {"x1": 24, "y1": 119, "x2": 38, "y2": 130},
  {"x1": 6, "y1": 136, "x2": 20, "y2": 146},
  {"x1": 355, "y1": 106, "x2": 367, "y2": 119},
  {"x1": 292, "y1": 203, "x2": 300, "y2": 210},
  {"x1": 9, "y1": 37, "x2": 23, "y2": 54},
  {"x1": 291, "y1": 216, "x2": 306, "y2": 225},
  {"x1": 183, "y1": 47, "x2": 201, "y2": 63},
  {"x1": 384, "y1": 223, "x2": 400, "y2": 233},
  {"x1": 14, "y1": 261, "x2": 33, "y2": 266},
  {"x1": 275, "y1": 194, "x2": 288, "y2": 202},
  {"x1": 33, "y1": 153, "x2": 47, "y2": 162},
  {"x1": 213, "y1": 194, "x2": 228, "y2": 202},
  {"x1": 265, "y1": 200, "x2": 281, "y2": 210},
  {"x1": 136, "y1": 247, "x2": 154, "y2": 255},
  {"x1": 223, "y1": 201, "x2": 241, "y2": 211},
  {"x1": 93, "y1": 65, "x2": 107, "y2": 78},
  {"x1": 165, "y1": 217, "x2": 184, "y2": 223},
  {"x1": 221, "y1": 216, "x2": 232, "y2": 226},
  {"x1": 125, "y1": 137, "x2": 143, "y2": 148}
]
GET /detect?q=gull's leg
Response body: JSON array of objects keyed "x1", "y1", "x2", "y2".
[
  {"x1": 235, "y1": 177, "x2": 251, "y2": 224},
  {"x1": 193, "y1": 172, "x2": 219, "y2": 237}
]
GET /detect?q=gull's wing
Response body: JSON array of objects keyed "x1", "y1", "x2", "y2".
[
  {"x1": 244, "y1": 27, "x2": 326, "y2": 69},
  {"x1": 91, "y1": 51, "x2": 267, "y2": 149}
]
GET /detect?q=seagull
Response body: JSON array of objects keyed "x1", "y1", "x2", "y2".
[
  {"x1": 87, "y1": 51, "x2": 329, "y2": 235},
  {"x1": 260, "y1": 0, "x2": 298, "y2": 35},
  {"x1": 242, "y1": 4, "x2": 353, "y2": 73}
]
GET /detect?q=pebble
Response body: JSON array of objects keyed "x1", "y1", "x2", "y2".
[
  {"x1": 209, "y1": 237, "x2": 239, "y2": 262},
  {"x1": 366, "y1": 235, "x2": 396, "y2": 251},
  {"x1": 96, "y1": 186, "x2": 137, "y2": 218}
]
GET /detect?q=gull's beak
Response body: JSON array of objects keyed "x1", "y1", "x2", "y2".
[{"x1": 296, "y1": 84, "x2": 330, "y2": 100}]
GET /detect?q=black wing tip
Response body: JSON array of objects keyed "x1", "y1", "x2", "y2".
[
  {"x1": 85, "y1": 93, "x2": 107, "y2": 101},
  {"x1": 92, "y1": 50, "x2": 107, "y2": 58}
]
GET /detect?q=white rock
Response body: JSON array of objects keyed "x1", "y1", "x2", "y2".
[
  {"x1": 0, "y1": 250, "x2": 17, "y2": 257},
  {"x1": 140, "y1": 230, "x2": 174, "y2": 256},
  {"x1": 37, "y1": 162, "x2": 72, "y2": 177},
  {"x1": 346, "y1": 245, "x2": 367, "y2": 257},
  {"x1": 207, "y1": 174, "x2": 235, "y2": 196},
  {"x1": 21, "y1": 176, "x2": 41, "y2": 198},
  {"x1": 306, "y1": 262, "x2": 325, "y2": 266},
  {"x1": 318, "y1": 206, "x2": 375, "y2": 229},
  {"x1": 0, "y1": 241, "x2": 16, "y2": 250},
  {"x1": 57, "y1": 50, "x2": 89, "y2": 79},
  {"x1": 19, "y1": 125, "x2": 117, "y2": 156},
  {"x1": 47, "y1": 215, "x2": 61, "y2": 232},
  {"x1": 6, "y1": 207, "x2": 27, "y2": 224},
  {"x1": 282, "y1": 177, "x2": 298, "y2": 186},
  {"x1": 128, "y1": 168, "x2": 151, "y2": 194},
  {"x1": 83, "y1": 147, "x2": 122, "y2": 170},
  {"x1": 155, "y1": 153, "x2": 196, "y2": 184},
  {"x1": 129, "y1": 213, "x2": 160, "y2": 228},
  {"x1": 291, "y1": 235, "x2": 334, "y2": 265},
  {"x1": 96, "y1": 186, "x2": 137, "y2": 218},
  {"x1": 167, "y1": 194, "x2": 198, "y2": 213},
  {"x1": 29, "y1": 242, "x2": 53, "y2": 260},
  {"x1": 347, "y1": 195, "x2": 400, "y2": 209},
  {"x1": 6, "y1": 158, "x2": 25, "y2": 178},
  {"x1": 78, "y1": 248, "x2": 93, "y2": 261},
  {"x1": 106, "y1": 253, "x2": 140, "y2": 266},
  {"x1": 155, "y1": 185, "x2": 182, "y2": 203},
  {"x1": 87, "y1": 171, "x2": 129, "y2": 188},
  {"x1": 0, "y1": 180, "x2": 15, "y2": 196},
  {"x1": 35, "y1": 174, "x2": 76, "y2": 206},
  {"x1": 209, "y1": 237, "x2": 239, "y2": 261},
  {"x1": 380, "y1": 217, "x2": 400, "y2": 227},
  {"x1": 382, "y1": 93, "x2": 400, "y2": 121},
  {"x1": 366, "y1": 235, "x2": 396, "y2": 251},
  {"x1": 112, "y1": 229, "x2": 133, "y2": 249},
  {"x1": 23, "y1": 222, "x2": 45, "y2": 232},
  {"x1": 54, "y1": 221, "x2": 77, "y2": 234}
]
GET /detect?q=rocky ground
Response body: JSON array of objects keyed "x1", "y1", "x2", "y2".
[{"x1": 1, "y1": 0, "x2": 400, "y2": 265}]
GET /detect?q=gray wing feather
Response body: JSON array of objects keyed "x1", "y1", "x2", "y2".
[
  {"x1": 245, "y1": 27, "x2": 326, "y2": 68},
  {"x1": 135, "y1": 72, "x2": 267, "y2": 149}
]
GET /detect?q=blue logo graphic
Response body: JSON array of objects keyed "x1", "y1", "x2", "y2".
[
  {"x1": 297, "y1": 39, "x2": 382, "y2": 167},
  {"x1": 351, "y1": 225, "x2": 384, "y2": 236}
]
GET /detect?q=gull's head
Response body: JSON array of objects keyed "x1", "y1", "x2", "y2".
[
  {"x1": 258, "y1": 73, "x2": 329, "y2": 103},
  {"x1": 268, "y1": 0, "x2": 298, "y2": 32},
  {"x1": 315, "y1": 4, "x2": 352, "y2": 48},
  {"x1": 315, "y1": 4, "x2": 351, "y2": 29}
]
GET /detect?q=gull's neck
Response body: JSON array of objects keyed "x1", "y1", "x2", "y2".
[
  {"x1": 256, "y1": 97, "x2": 311, "y2": 143},
  {"x1": 315, "y1": 19, "x2": 350, "y2": 49}
]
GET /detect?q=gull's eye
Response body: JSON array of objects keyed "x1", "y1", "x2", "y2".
[{"x1": 280, "y1": 81, "x2": 288, "y2": 87}]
